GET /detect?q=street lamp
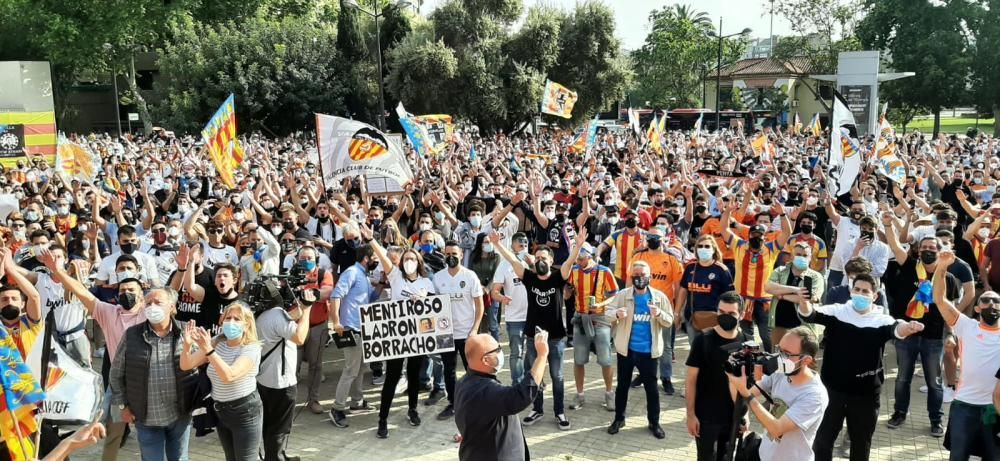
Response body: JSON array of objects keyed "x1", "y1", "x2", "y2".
[
  {"x1": 698, "y1": 63, "x2": 708, "y2": 109},
  {"x1": 343, "y1": 0, "x2": 410, "y2": 132},
  {"x1": 707, "y1": 20, "x2": 751, "y2": 131},
  {"x1": 103, "y1": 43, "x2": 122, "y2": 137}
]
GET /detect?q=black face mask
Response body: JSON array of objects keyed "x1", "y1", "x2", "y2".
[
  {"x1": 695, "y1": 205, "x2": 707, "y2": 214},
  {"x1": 646, "y1": 238, "x2": 662, "y2": 250},
  {"x1": 0, "y1": 305, "x2": 19, "y2": 321},
  {"x1": 919, "y1": 250, "x2": 938, "y2": 265},
  {"x1": 283, "y1": 221, "x2": 295, "y2": 230},
  {"x1": 952, "y1": 179, "x2": 964, "y2": 186},
  {"x1": 366, "y1": 259, "x2": 379, "y2": 271},
  {"x1": 119, "y1": 292, "x2": 139, "y2": 310},
  {"x1": 120, "y1": 242, "x2": 137, "y2": 255},
  {"x1": 632, "y1": 276, "x2": 649, "y2": 290},
  {"x1": 653, "y1": 199, "x2": 663, "y2": 206},
  {"x1": 624, "y1": 218, "x2": 638, "y2": 229},
  {"x1": 799, "y1": 224, "x2": 814, "y2": 235},
  {"x1": 749, "y1": 236, "x2": 763, "y2": 250},
  {"x1": 535, "y1": 261, "x2": 550, "y2": 276},
  {"x1": 717, "y1": 313, "x2": 738, "y2": 331},
  {"x1": 787, "y1": 192, "x2": 799, "y2": 201},
  {"x1": 317, "y1": 215, "x2": 330, "y2": 223},
  {"x1": 445, "y1": 255, "x2": 460, "y2": 269},
  {"x1": 850, "y1": 211, "x2": 864, "y2": 222},
  {"x1": 981, "y1": 307, "x2": 1000, "y2": 326}
]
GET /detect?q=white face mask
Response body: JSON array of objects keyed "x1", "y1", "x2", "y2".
[
  {"x1": 490, "y1": 350, "x2": 505, "y2": 374},
  {"x1": 419, "y1": 223, "x2": 432, "y2": 231},
  {"x1": 979, "y1": 227, "x2": 991, "y2": 239},
  {"x1": 403, "y1": 260, "x2": 418, "y2": 275},
  {"x1": 775, "y1": 354, "x2": 802, "y2": 376},
  {"x1": 607, "y1": 216, "x2": 619, "y2": 226},
  {"x1": 145, "y1": 303, "x2": 167, "y2": 324},
  {"x1": 469, "y1": 216, "x2": 482, "y2": 228},
  {"x1": 544, "y1": 211, "x2": 555, "y2": 220}
]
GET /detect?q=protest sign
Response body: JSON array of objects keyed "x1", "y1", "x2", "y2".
[{"x1": 359, "y1": 294, "x2": 454, "y2": 363}]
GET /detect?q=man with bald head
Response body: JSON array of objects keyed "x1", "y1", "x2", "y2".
[{"x1": 455, "y1": 330, "x2": 551, "y2": 461}]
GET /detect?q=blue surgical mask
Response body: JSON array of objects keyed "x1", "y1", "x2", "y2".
[
  {"x1": 222, "y1": 321, "x2": 244, "y2": 340},
  {"x1": 851, "y1": 294, "x2": 872, "y2": 312},
  {"x1": 697, "y1": 248, "x2": 713, "y2": 261},
  {"x1": 793, "y1": 255, "x2": 809, "y2": 270},
  {"x1": 420, "y1": 243, "x2": 434, "y2": 253},
  {"x1": 301, "y1": 260, "x2": 316, "y2": 271}
]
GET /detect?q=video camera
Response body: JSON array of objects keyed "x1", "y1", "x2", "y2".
[
  {"x1": 723, "y1": 341, "x2": 777, "y2": 387},
  {"x1": 243, "y1": 264, "x2": 320, "y2": 315}
]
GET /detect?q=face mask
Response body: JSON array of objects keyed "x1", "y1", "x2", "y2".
[
  {"x1": 154, "y1": 232, "x2": 168, "y2": 245},
  {"x1": 697, "y1": 248, "x2": 713, "y2": 261},
  {"x1": 793, "y1": 255, "x2": 809, "y2": 270},
  {"x1": 119, "y1": 292, "x2": 140, "y2": 310},
  {"x1": 748, "y1": 236, "x2": 763, "y2": 250},
  {"x1": 467, "y1": 216, "x2": 482, "y2": 228},
  {"x1": 674, "y1": 199, "x2": 685, "y2": 208},
  {"x1": 419, "y1": 223, "x2": 432, "y2": 231},
  {"x1": 919, "y1": 250, "x2": 938, "y2": 265},
  {"x1": 222, "y1": 321, "x2": 244, "y2": 340},
  {"x1": 233, "y1": 212, "x2": 245, "y2": 222},
  {"x1": 974, "y1": 177, "x2": 984, "y2": 185},
  {"x1": 168, "y1": 227, "x2": 180, "y2": 238},
  {"x1": 25, "y1": 211, "x2": 40, "y2": 222},
  {"x1": 271, "y1": 225, "x2": 283, "y2": 236},
  {"x1": 0, "y1": 305, "x2": 20, "y2": 321},
  {"x1": 981, "y1": 307, "x2": 1000, "y2": 326},
  {"x1": 13, "y1": 230, "x2": 25, "y2": 241},
  {"x1": 632, "y1": 276, "x2": 649, "y2": 290},
  {"x1": 535, "y1": 261, "x2": 550, "y2": 276},
  {"x1": 445, "y1": 255, "x2": 460, "y2": 268},
  {"x1": 403, "y1": 260, "x2": 418, "y2": 274},
  {"x1": 799, "y1": 224, "x2": 813, "y2": 235},
  {"x1": 144, "y1": 304, "x2": 166, "y2": 323},
  {"x1": 366, "y1": 259, "x2": 379, "y2": 271},
  {"x1": 694, "y1": 205, "x2": 707, "y2": 214},
  {"x1": 120, "y1": 242, "x2": 137, "y2": 255},
  {"x1": 283, "y1": 221, "x2": 295, "y2": 231},
  {"x1": 776, "y1": 354, "x2": 803, "y2": 376},
  {"x1": 300, "y1": 260, "x2": 316, "y2": 271},
  {"x1": 491, "y1": 349, "x2": 505, "y2": 374},
  {"x1": 516, "y1": 249, "x2": 528, "y2": 260},
  {"x1": 81, "y1": 239, "x2": 91, "y2": 250},
  {"x1": 57, "y1": 206, "x2": 70, "y2": 216},
  {"x1": 483, "y1": 243, "x2": 494, "y2": 253},
  {"x1": 979, "y1": 227, "x2": 992, "y2": 239},
  {"x1": 646, "y1": 238, "x2": 662, "y2": 250},
  {"x1": 607, "y1": 216, "x2": 619, "y2": 226},
  {"x1": 806, "y1": 197, "x2": 818, "y2": 206},
  {"x1": 544, "y1": 211, "x2": 555, "y2": 221},
  {"x1": 717, "y1": 313, "x2": 738, "y2": 331},
  {"x1": 624, "y1": 218, "x2": 638, "y2": 229},
  {"x1": 851, "y1": 294, "x2": 872, "y2": 312}
]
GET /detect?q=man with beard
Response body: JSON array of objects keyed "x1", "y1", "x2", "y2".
[
  {"x1": 298, "y1": 201, "x2": 336, "y2": 253},
  {"x1": 95, "y1": 225, "x2": 161, "y2": 288},
  {"x1": 40, "y1": 248, "x2": 149, "y2": 461}
]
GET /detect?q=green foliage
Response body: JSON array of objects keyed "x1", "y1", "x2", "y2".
[
  {"x1": 772, "y1": 0, "x2": 863, "y2": 74},
  {"x1": 966, "y1": 0, "x2": 1000, "y2": 135},
  {"x1": 386, "y1": 38, "x2": 459, "y2": 113},
  {"x1": 154, "y1": 15, "x2": 349, "y2": 135},
  {"x1": 337, "y1": 0, "x2": 368, "y2": 61}
]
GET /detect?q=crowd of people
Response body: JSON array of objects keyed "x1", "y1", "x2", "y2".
[{"x1": 0, "y1": 122, "x2": 998, "y2": 461}]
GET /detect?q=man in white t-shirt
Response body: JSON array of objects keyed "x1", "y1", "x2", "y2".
[
  {"x1": 491, "y1": 232, "x2": 530, "y2": 384},
  {"x1": 483, "y1": 192, "x2": 523, "y2": 251},
  {"x1": 432, "y1": 241, "x2": 484, "y2": 421},
  {"x1": 201, "y1": 220, "x2": 239, "y2": 270},
  {"x1": 95, "y1": 224, "x2": 161, "y2": 287},
  {"x1": 730, "y1": 326, "x2": 829, "y2": 461},
  {"x1": 825, "y1": 197, "x2": 865, "y2": 288}
]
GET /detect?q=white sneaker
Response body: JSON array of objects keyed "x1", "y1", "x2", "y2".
[
  {"x1": 919, "y1": 385, "x2": 928, "y2": 393},
  {"x1": 373, "y1": 374, "x2": 386, "y2": 385},
  {"x1": 943, "y1": 387, "x2": 955, "y2": 403},
  {"x1": 604, "y1": 391, "x2": 615, "y2": 412},
  {"x1": 569, "y1": 393, "x2": 585, "y2": 410}
]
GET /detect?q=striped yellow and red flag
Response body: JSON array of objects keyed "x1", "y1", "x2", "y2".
[
  {"x1": 201, "y1": 94, "x2": 244, "y2": 188},
  {"x1": 0, "y1": 112, "x2": 56, "y2": 167}
]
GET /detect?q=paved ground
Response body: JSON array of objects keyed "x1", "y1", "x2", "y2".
[{"x1": 76, "y1": 329, "x2": 957, "y2": 461}]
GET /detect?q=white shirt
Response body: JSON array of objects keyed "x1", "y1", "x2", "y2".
[
  {"x1": 201, "y1": 243, "x2": 239, "y2": 270},
  {"x1": 757, "y1": 373, "x2": 829, "y2": 461},
  {"x1": 492, "y1": 260, "x2": 527, "y2": 322},
  {"x1": 96, "y1": 250, "x2": 161, "y2": 286},
  {"x1": 951, "y1": 315, "x2": 1000, "y2": 405},
  {"x1": 483, "y1": 214, "x2": 519, "y2": 251},
  {"x1": 433, "y1": 267, "x2": 483, "y2": 340},
  {"x1": 35, "y1": 273, "x2": 87, "y2": 340},
  {"x1": 829, "y1": 219, "x2": 861, "y2": 272},
  {"x1": 388, "y1": 267, "x2": 437, "y2": 302},
  {"x1": 305, "y1": 217, "x2": 336, "y2": 243},
  {"x1": 256, "y1": 307, "x2": 299, "y2": 389}
]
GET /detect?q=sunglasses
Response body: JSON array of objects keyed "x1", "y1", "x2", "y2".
[
  {"x1": 151, "y1": 228, "x2": 167, "y2": 234},
  {"x1": 484, "y1": 346, "x2": 501, "y2": 356},
  {"x1": 208, "y1": 229, "x2": 224, "y2": 234},
  {"x1": 11, "y1": 223, "x2": 25, "y2": 228},
  {"x1": 979, "y1": 296, "x2": 1000, "y2": 305}
]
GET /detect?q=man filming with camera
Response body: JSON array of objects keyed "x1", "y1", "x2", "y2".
[{"x1": 727, "y1": 326, "x2": 828, "y2": 461}]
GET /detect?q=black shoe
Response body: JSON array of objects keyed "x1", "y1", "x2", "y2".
[
  {"x1": 376, "y1": 419, "x2": 388, "y2": 439},
  {"x1": 630, "y1": 375, "x2": 642, "y2": 388},
  {"x1": 194, "y1": 427, "x2": 215, "y2": 438},
  {"x1": 887, "y1": 412, "x2": 906, "y2": 429},
  {"x1": 407, "y1": 409, "x2": 421, "y2": 426},
  {"x1": 662, "y1": 379, "x2": 675, "y2": 396},
  {"x1": 436, "y1": 404, "x2": 455, "y2": 420},
  {"x1": 607, "y1": 420, "x2": 625, "y2": 435},
  {"x1": 649, "y1": 423, "x2": 665, "y2": 439},
  {"x1": 522, "y1": 410, "x2": 544, "y2": 425},
  {"x1": 424, "y1": 389, "x2": 445, "y2": 406},
  {"x1": 930, "y1": 422, "x2": 944, "y2": 438},
  {"x1": 349, "y1": 400, "x2": 373, "y2": 411},
  {"x1": 331, "y1": 410, "x2": 349, "y2": 428}
]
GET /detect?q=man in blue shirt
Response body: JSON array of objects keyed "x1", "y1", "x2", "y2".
[
  {"x1": 605, "y1": 261, "x2": 673, "y2": 439},
  {"x1": 329, "y1": 243, "x2": 378, "y2": 428}
]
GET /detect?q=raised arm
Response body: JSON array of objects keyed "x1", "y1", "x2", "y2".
[
  {"x1": 1, "y1": 248, "x2": 40, "y2": 322},
  {"x1": 489, "y1": 231, "x2": 524, "y2": 279},
  {"x1": 825, "y1": 192, "x2": 841, "y2": 227},
  {"x1": 881, "y1": 211, "x2": 909, "y2": 264},
  {"x1": 933, "y1": 251, "x2": 963, "y2": 328},
  {"x1": 561, "y1": 227, "x2": 588, "y2": 280},
  {"x1": 39, "y1": 249, "x2": 97, "y2": 315}
]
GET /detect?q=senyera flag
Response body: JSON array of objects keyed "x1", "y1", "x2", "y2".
[
  {"x1": 201, "y1": 94, "x2": 245, "y2": 189},
  {"x1": 540, "y1": 80, "x2": 578, "y2": 118},
  {"x1": 315, "y1": 114, "x2": 414, "y2": 186},
  {"x1": 55, "y1": 135, "x2": 100, "y2": 184}
]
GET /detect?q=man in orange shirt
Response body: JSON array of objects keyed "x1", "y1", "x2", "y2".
[
  {"x1": 630, "y1": 227, "x2": 684, "y2": 394},
  {"x1": 597, "y1": 209, "x2": 646, "y2": 286},
  {"x1": 720, "y1": 204, "x2": 791, "y2": 353}
]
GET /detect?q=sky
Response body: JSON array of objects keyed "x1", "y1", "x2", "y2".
[{"x1": 416, "y1": 0, "x2": 796, "y2": 51}]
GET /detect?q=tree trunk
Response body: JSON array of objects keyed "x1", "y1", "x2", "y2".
[
  {"x1": 933, "y1": 109, "x2": 941, "y2": 138},
  {"x1": 994, "y1": 105, "x2": 1000, "y2": 138},
  {"x1": 127, "y1": 55, "x2": 153, "y2": 135}
]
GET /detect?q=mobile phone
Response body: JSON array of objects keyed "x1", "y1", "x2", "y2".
[
  {"x1": 803, "y1": 276, "x2": 814, "y2": 298},
  {"x1": 535, "y1": 326, "x2": 545, "y2": 336}
]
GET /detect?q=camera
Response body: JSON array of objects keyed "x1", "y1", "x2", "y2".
[
  {"x1": 723, "y1": 341, "x2": 777, "y2": 386},
  {"x1": 243, "y1": 265, "x2": 320, "y2": 315}
]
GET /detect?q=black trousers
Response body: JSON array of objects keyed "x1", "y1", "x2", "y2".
[
  {"x1": 812, "y1": 388, "x2": 879, "y2": 461},
  {"x1": 258, "y1": 384, "x2": 297, "y2": 461},
  {"x1": 696, "y1": 422, "x2": 734, "y2": 461},
  {"x1": 378, "y1": 356, "x2": 425, "y2": 421},
  {"x1": 613, "y1": 349, "x2": 659, "y2": 425},
  {"x1": 443, "y1": 339, "x2": 468, "y2": 404}
]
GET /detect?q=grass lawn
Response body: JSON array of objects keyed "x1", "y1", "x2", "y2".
[{"x1": 895, "y1": 117, "x2": 994, "y2": 135}]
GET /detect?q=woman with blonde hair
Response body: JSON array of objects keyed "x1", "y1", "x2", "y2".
[
  {"x1": 675, "y1": 234, "x2": 734, "y2": 340},
  {"x1": 181, "y1": 302, "x2": 262, "y2": 461}
]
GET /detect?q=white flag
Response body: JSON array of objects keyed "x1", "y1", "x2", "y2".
[
  {"x1": 315, "y1": 114, "x2": 414, "y2": 186},
  {"x1": 628, "y1": 108, "x2": 641, "y2": 137},
  {"x1": 829, "y1": 92, "x2": 857, "y2": 167}
]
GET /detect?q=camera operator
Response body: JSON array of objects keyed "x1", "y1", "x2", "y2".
[
  {"x1": 797, "y1": 275, "x2": 926, "y2": 461},
  {"x1": 727, "y1": 326, "x2": 828, "y2": 461},
  {"x1": 293, "y1": 246, "x2": 334, "y2": 415},
  {"x1": 685, "y1": 291, "x2": 750, "y2": 461},
  {"x1": 255, "y1": 279, "x2": 312, "y2": 461}
]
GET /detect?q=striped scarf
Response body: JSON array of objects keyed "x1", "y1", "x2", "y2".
[{"x1": 905, "y1": 263, "x2": 934, "y2": 319}]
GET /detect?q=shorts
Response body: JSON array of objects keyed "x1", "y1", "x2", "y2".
[{"x1": 572, "y1": 322, "x2": 613, "y2": 367}]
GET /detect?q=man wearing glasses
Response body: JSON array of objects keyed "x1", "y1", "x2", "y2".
[
  {"x1": 201, "y1": 219, "x2": 239, "y2": 270},
  {"x1": 796, "y1": 273, "x2": 926, "y2": 461}
]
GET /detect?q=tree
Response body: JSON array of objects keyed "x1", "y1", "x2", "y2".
[
  {"x1": 967, "y1": 0, "x2": 1000, "y2": 136},
  {"x1": 857, "y1": 0, "x2": 972, "y2": 136},
  {"x1": 773, "y1": 0, "x2": 863, "y2": 74},
  {"x1": 154, "y1": 15, "x2": 349, "y2": 135},
  {"x1": 671, "y1": 4, "x2": 713, "y2": 33},
  {"x1": 631, "y1": 6, "x2": 746, "y2": 109}
]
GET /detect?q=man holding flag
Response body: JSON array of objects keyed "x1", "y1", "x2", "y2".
[{"x1": 829, "y1": 92, "x2": 861, "y2": 197}]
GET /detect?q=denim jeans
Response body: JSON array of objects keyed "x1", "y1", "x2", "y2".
[
  {"x1": 506, "y1": 321, "x2": 527, "y2": 385},
  {"x1": 524, "y1": 336, "x2": 566, "y2": 415},
  {"x1": 421, "y1": 354, "x2": 445, "y2": 391},
  {"x1": 946, "y1": 400, "x2": 1000, "y2": 461},
  {"x1": 134, "y1": 415, "x2": 192, "y2": 461},
  {"x1": 739, "y1": 299, "x2": 772, "y2": 352},
  {"x1": 572, "y1": 324, "x2": 613, "y2": 368},
  {"x1": 485, "y1": 301, "x2": 501, "y2": 342},
  {"x1": 658, "y1": 325, "x2": 674, "y2": 381},
  {"x1": 893, "y1": 336, "x2": 944, "y2": 423},
  {"x1": 214, "y1": 392, "x2": 263, "y2": 461}
]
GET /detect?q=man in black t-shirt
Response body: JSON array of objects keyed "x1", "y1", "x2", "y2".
[
  {"x1": 169, "y1": 242, "x2": 219, "y2": 330},
  {"x1": 685, "y1": 291, "x2": 749, "y2": 461}
]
